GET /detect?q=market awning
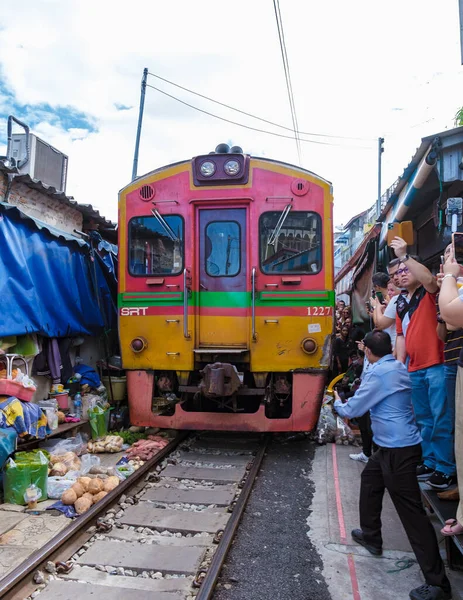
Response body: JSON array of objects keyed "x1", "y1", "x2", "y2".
[
  {"x1": 351, "y1": 237, "x2": 377, "y2": 325},
  {"x1": 0, "y1": 203, "x2": 115, "y2": 337},
  {"x1": 334, "y1": 224, "x2": 380, "y2": 296}
]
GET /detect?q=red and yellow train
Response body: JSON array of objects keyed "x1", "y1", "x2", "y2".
[{"x1": 118, "y1": 144, "x2": 334, "y2": 431}]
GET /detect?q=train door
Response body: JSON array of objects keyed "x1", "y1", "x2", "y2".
[{"x1": 198, "y1": 208, "x2": 247, "y2": 347}]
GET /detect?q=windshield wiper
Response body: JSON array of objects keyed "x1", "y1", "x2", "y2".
[
  {"x1": 151, "y1": 208, "x2": 179, "y2": 242},
  {"x1": 267, "y1": 204, "x2": 292, "y2": 246}
]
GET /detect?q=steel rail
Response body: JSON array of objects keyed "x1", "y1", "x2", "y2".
[
  {"x1": 195, "y1": 434, "x2": 270, "y2": 600},
  {"x1": 0, "y1": 431, "x2": 189, "y2": 598}
]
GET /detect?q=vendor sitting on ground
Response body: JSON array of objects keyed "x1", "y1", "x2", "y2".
[{"x1": 334, "y1": 330, "x2": 451, "y2": 600}]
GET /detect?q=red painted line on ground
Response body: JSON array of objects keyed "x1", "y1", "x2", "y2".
[
  {"x1": 331, "y1": 443, "x2": 361, "y2": 600},
  {"x1": 347, "y1": 553, "x2": 361, "y2": 600}
]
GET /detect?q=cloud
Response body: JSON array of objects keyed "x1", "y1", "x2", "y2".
[
  {"x1": 114, "y1": 103, "x2": 133, "y2": 111},
  {"x1": 0, "y1": 0, "x2": 460, "y2": 227}
]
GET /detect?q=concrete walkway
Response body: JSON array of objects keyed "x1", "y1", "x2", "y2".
[{"x1": 308, "y1": 444, "x2": 463, "y2": 600}]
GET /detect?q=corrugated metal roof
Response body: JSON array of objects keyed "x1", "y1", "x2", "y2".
[
  {"x1": 0, "y1": 202, "x2": 87, "y2": 247},
  {"x1": 0, "y1": 161, "x2": 116, "y2": 229}
]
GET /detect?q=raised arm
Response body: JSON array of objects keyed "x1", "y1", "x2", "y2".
[
  {"x1": 438, "y1": 250, "x2": 463, "y2": 327},
  {"x1": 371, "y1": 297, "x2": 395, "y2": 330},
  {"x1": 390, "y1": 236, "x2": 438, "y2": 294}
]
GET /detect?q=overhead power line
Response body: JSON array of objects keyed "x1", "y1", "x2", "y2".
[
  {"x1": 273, "y1": 0, "x2": 302, "y2": 164},
  {"x1": 146, "y1": 72, "x2": 373, "y2": 142},
  {"x1": 145, "y1": 83, "x2": 374, "y2": 149}
]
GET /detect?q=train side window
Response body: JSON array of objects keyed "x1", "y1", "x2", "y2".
[
  {"x1": 128, "y1": 215, "x2": 184, "y2": 276},
  {"x1": 205, "y1": 221, "x2": 241, "y2": 277},
  {"x1": 259, "y1": 211, "x2": 322, "y2": 274}
]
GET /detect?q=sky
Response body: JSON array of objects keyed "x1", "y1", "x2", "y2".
[{"x1": 0, "y1": 0, "x2": 462, "y2": 227}]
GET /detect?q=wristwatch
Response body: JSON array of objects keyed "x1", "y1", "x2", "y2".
[{"x1": 401, "y1": 254, "x2": 410, "y2": 262}]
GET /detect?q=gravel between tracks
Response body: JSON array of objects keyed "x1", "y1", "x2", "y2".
[{"x1": 213, "y1": 437, "x2": 331, "y2": 600}]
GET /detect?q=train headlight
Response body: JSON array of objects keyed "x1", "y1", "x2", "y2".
[
  {"x1": 199, "y1": 160, "x2": 216, "y2": 177},
  {"x1": 224, "y1": 159, "x2": 241, "y2": 176},
  {"x1": 301, "y1": 337, "x2": 318, "y2": 355},
  {"x1": 130, "y1": 336, "x2": 148, "y2": 353}
]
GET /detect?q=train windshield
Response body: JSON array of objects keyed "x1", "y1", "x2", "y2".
[
  {"x1": 128, "y1": 215, "x2": 184, "y2": 275},
  {"x1": 205, "y1": 221, "x2": 241, "y2": 277},
  {"x1": 259, "y1": 211, "x2": 322, "y2": 274}
]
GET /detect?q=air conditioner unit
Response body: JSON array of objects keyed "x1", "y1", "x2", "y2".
[{"x1": 10, "y1": 133, "x2": 68, "y2": 193}]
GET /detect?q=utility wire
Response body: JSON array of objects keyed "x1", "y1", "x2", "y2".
[
  {"x1": 273, "y1": 0, "x2": 302, "y2": 164},
  {"x1": 145, "y1": 83, "x2": 374, "y2": 149},
  {"x1": 146, "y1": 73, "x2": 373, "y2": 142}
]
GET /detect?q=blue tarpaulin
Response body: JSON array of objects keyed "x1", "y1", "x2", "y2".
[{"x1": 0, "y1": 203, "x2": 115, "y2": 337}]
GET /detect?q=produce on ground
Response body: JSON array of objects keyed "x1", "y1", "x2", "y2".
[
  {"x1": 115, "y1": 431, "x2": 148, "y2": 446},
  {"x1": 49, "y1": 451, "x2": 81, "y2": 474},
  {"x1": 125, "y1": 435, "x2": 169, "y2": 460},
  {"x1": 87, "y1": 435, "x2": 124, "y2": 454},
  {"x1": 60, "y1": 476, "x2": 119, "y2": 515}
]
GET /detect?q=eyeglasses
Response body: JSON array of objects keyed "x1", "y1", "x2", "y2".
[{"x1": 396, "y1": 267, "x2": 410, "y2": 276}]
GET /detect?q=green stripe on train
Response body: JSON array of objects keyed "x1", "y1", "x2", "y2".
[{"x1": 118, "y1": 290, "x2": 335, "y2": 308}]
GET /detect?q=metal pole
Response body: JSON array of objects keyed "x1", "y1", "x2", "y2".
[
  {"x1": 377, "y1": 137, "x2": 384, "y2": 218},
  {"x1": 132, "y1": 67, "x2": 148, "y2": 181},
  {"x1": 460, "y1": 0, "x2": 463, "y2": 65}
]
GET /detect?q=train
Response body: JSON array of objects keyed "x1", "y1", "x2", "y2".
[{"x1": 118, "y1": 144, "x2": 334, "y2": 432}]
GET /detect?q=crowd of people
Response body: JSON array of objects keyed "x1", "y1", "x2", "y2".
[{"x1": 331, "y1": 235, "x2": 463, "y2": 600}]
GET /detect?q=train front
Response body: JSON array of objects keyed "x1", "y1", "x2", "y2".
[{"x1": 118, "y1": 146, "x2": 334, "y2": 432}]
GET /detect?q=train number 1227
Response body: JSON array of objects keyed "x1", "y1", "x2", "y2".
[{"x1": 307, "y1": 306, "x2": 333, "y2": 316}]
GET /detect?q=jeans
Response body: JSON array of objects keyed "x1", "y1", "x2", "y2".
[
  {"x1": 409, "y1": 363, "x2": 456, "y2": 476},
  {"x1": 360, "y1": 444, "x2": 450, "y2": 593},
  {"x1": 444, "y1": 362, "x2": 457, "y2": 430}
]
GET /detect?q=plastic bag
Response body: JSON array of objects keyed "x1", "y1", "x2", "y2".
[
  {"x1": 47, "y1": 475, "x2": 77, "y2": 499},
  {"x1": 335, "y1": 416, "x2": 357, "y2": 446},
  {"x1": 47, "y1": 500, "x2": 77, "y2": 518},
  {"x1": 49, "y1": 451, "x2": 81, "y2": 475},
  {"x1": 314, "y1": 396, "x2": 337, "y2": 445},
  {"x1": 88, "y1": 406, "x2": 108, "y2": 440},
  {"x1": 40, "y1": 433, "x2": 87, "y2": 456},
  {"x1": 115, "y1": 457, "x2": 134, "y2": 480},
  {"x1": 3, "y1": 451, "x2": 48, "y2": 505},
  {"x1": 24, "y1": 483, "x2": 42, "y2": 508},
  {"x1": 80, "y1": 454, "x2": 101, "y2": 474}
]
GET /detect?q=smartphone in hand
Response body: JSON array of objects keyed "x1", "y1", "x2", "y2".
[
  {"x1": 452, "y1": 232, "x2": 463, "y2": 264},
  {"x1": 375, "y1": 291, "x2": 385, "y2": 304}
]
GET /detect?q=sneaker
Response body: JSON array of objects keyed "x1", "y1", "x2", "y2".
[
  {"x1": 409, "y1": 583, "x2": 452, "y2": 600},
  {"x1": 416, "y1": 464, "x2": 434, "y2": 480},
  {"x1": 427, "y1": 471, "x2": 457, "y2": 490},
  {"x1": 349, "y1": 452, "x2": 369, "y2": 463},
  {"x1": 351, "y1": 528, "x2": 382, "y2": 556}
]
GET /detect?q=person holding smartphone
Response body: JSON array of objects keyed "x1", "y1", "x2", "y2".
[
  {"x1": 334, "y1": 330, "x2": 451, "y2": 600},
  {"x1": 438, "y1": 236, "x2": 463, "y2": 533},
  {"x1": 369, "y1": 272, "x2": 400, "y2": 351},
  {"x1": 391, "y1": 236, "x2": 456, "y2": 490}
]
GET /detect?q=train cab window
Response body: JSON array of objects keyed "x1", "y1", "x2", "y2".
[
  {"x1": 259, "y1": 211, "x2": 322, "y2": 274},
  {"x1": 128, "y1": 215, "x2": 184, "y2": 276},
  {"x1": 205, "y1": 221, "x2": 241, "y2": 277}
]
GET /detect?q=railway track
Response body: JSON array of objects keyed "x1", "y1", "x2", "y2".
[{"x1": 2, "y1": 432, "x2": 268, "y2": 600}]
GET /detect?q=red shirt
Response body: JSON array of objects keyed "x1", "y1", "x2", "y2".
[{"x1": 396, "y1": 289, "x2": 444, "y2": 372}]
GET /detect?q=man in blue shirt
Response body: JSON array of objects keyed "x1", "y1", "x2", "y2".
[{"x1": 334, "y1": 330, "x2": 451, "y2": 600}]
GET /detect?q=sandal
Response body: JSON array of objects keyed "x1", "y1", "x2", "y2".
[{"x1": 441, "y1": 519, "x2": 463, "y2": 536}]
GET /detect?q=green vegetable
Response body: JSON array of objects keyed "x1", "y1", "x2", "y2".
[{"x1": 115, "y1": 431, "x2": 147, "y2": 446}]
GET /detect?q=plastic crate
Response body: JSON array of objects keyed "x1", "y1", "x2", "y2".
[{"x1": 0, "y1": 379, "x2": 35, "y2": 402}]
